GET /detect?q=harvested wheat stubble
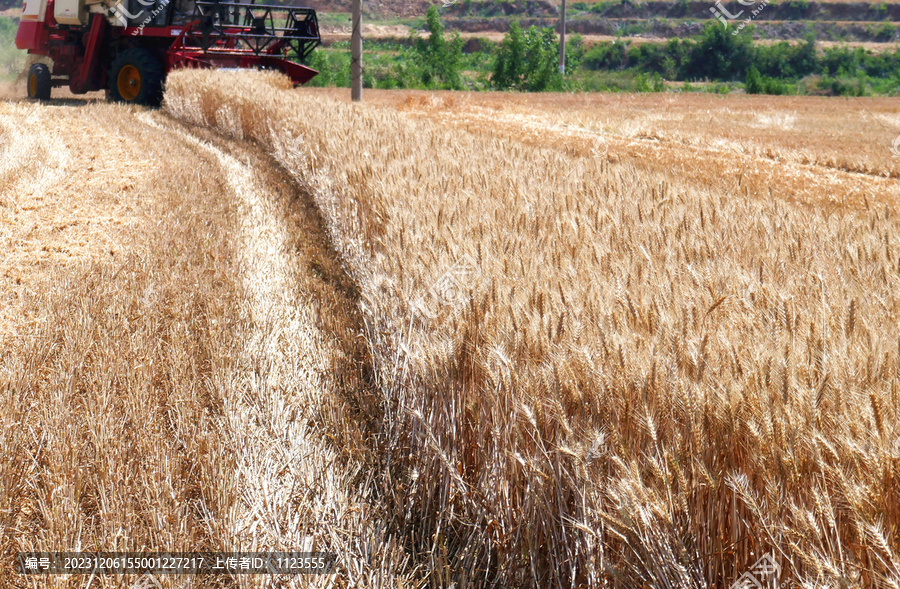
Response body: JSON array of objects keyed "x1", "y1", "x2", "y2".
[
  {"x1": 167, "y1": 70, "x2": 900, "y2": 588},
  {"x1": 0, "y1": 101, "x2": 241, "y2": 589},
  {"x1": 0, "y1": 101, "x2": 144, "y2": 336},
  {"x1": 0, "y1": 100, "x2": 415, "y2": 588}
]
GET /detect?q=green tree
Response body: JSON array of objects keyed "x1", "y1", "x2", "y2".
[
  {"x1": 522, "y1": 26, "x2": 562, "y2": 91},
  {"x1": 492, "y1": 20, "x2": 526, "y2": 89},
  {"x1": 635, "y1": 71, "x2": 665, "y2": 92},
  {"x1": 792, "y1": 33, "x2": 819, "y2": 77},
  {"x1": 564, "y1": 33, "x2": 585, "y2": 75},
  {"x1": 493, "y1": 23, "x2": 568, "y2": 91},
  {"x1": 686, "y1": 22, "x2": 754, "y2": 81},
  {"x1": 745, "y1": 65, "x2": 764, "y2": 93},
  {"x1": 414, "y1": 6, "x2": 463, "y2": 89}
]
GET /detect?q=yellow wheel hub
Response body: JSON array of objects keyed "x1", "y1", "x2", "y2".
[
  {"x1": 28, "y1": 73, "x2": 37, "y2": 98},
  {"x1": 117, "y1": 65, "x2": 141, "y2": 101}
]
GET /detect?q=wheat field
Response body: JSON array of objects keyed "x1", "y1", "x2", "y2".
[
  {"x1": 163, "y1": 70, "x2": 900, "y2": 588},
  {"x1": 375, "y1": 90, "x2": 900, "y2": 207}
]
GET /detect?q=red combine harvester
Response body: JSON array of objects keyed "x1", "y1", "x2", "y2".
[{"x1": 15, "y1": 0, "x2": 320, "y2": 104}]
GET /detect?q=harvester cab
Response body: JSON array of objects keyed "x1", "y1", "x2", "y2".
[{"x1": 16, "y1": 0, "x2": 320, "y2": 105}]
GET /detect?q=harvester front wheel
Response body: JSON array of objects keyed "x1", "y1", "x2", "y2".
[
  {"x1": 108, "y1": 49, "x2": 165, "y2": 106},
  {"x1": 26, "y1": 63, "x2": 51, "y2": 101}
]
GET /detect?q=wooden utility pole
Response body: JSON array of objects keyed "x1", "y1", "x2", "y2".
[
  {"x1": 351, "y1": 0, "x2": 362, "y2": 101},
  {"x1": 558, "y1": 0, "x2": 566, "y2": 74}
]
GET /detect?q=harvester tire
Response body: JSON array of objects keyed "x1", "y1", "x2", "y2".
[
  {"x1": 108, "y1": 49, "x2": 165, "y2": 106},
  {"x1": 27, "y1": 63, "x2": 51, "y2": 101}
]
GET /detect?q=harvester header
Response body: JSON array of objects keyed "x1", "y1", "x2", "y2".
[{"x1": 16, "y1": 0, "x2": 320, "y2": 104}]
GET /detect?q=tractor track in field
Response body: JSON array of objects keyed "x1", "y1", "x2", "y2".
[
  {"x1": 139, "y1": 110, "x2": 382, "y2": 580},
  {"x1": 0, "y1": 99, "x2": 386, "y2": 588}
]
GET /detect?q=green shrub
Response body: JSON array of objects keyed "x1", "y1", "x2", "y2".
[
  {"x1": 745, "y1": 65, "x2": 792, "y2": 94},
  {"x1": 413, "y1": 6, "x2": 464, "y2": 89},
  {"x1": 0, "y1": 17, "x2": 24, "y2": 79},
  {"x1": 784, "y1": 0, "x2": 809, "y2": 18},
  {"x1": 814, "y1": 74, "x2": 868, "y2": 96},
  {"x1": 589, "y1": 0, "x2": 619, "y2": 14},
  {"x1": 493, "y1": 22, "x2": 574, "y2": 91},
  {"x1": 304, "y1": 49, "x2": 351, "y2": 87},
  {"x1": 672, "y1": 0, "x2": 690, "y2": 16},
  {"x1": 582, "y1": 41, "x2": 629, "y2": 70},
  {"x1": 684, "y1": 23, "x2": 754, "y2": 81},
  {"x1": 872, "y1": 2, "x2": 889, "y2": 20},
  {"x1": 635, "y1": 71, "x2": 665, "y2": 92},
  {"x1": 872, "y1": 22, "x2": 895, "y2": 42},
  {"x1": 745, "y1": 65, "x2": 764, "y2": 93}
]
